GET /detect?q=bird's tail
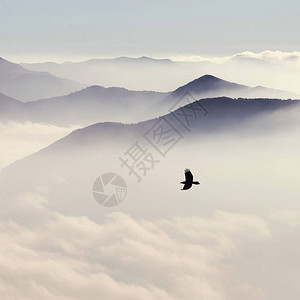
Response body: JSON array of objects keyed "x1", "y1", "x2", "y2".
[{"x1": 193, "y1": 181, "x2": 200, "y2": 185}]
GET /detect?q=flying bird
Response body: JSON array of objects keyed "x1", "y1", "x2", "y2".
[{"x1": 180, "y1": 168, "x2": 200, "y2": 190}]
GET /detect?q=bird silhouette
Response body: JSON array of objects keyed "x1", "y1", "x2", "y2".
[{"x1": 180, "y1": 168, "x2": 200, "y2": 190}]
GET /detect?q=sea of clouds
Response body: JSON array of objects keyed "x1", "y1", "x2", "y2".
[{"x1": 0, "y1": 109, "x2": 299, "y2": 299}]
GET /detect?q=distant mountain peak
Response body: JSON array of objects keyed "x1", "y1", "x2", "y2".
[
  {"x1": 188, "y1": 74, "x2": 224, "y2": 85},
  {"x1": 191, "y1": 74, "x2": 231, "y2": 83},
  {"x1": 138, "y1": 56, "x2": 153, "y2": 60},
  {"x1": 199, "y1": 74, "x2": 220, "y2": 80},
  {"x1": 172, "y1": 74, "x2": 246, "y2": 97}
]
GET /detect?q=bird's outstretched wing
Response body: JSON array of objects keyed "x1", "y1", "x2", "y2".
[{"x1": 184, "y1": 168, "x2": 193, "y2": 183}]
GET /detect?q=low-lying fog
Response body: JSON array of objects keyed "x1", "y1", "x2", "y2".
[
  {"x1": 0, "y1": 107, "x2": 299, "y2": 300},
  {"x1": 0, "y1": 121, "x2": 78, "y2": 169}
]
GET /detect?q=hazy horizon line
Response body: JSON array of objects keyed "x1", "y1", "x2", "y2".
[{"x1": 4, "y1": 49, "x2": 300, "y2": 64}]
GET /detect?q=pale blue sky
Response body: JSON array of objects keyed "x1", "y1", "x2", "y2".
[{"x1": 1, "y1": 0, "x2": 299, "y2": 62}]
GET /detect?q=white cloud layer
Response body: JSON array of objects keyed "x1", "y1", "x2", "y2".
[
  {"x1": 171, "y1": 50, "x2": 300, "y2": 66},
  {"x1": 0, "y1": 200, "x2": 275, "y2": 300}
]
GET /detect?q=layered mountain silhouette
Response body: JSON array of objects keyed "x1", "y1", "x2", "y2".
[
  {"x1": 0, "y1": 57, "x2": 86, "y2": 101},
  {"x1": 0, "y1": 75, "x2": 298, "y2": 126},
  {"x1": 21, "y1": 56, "x2": 300, "y2": 96},
  {"x1": 1, "y1": 97, "x2": 299, "y2": 214}
]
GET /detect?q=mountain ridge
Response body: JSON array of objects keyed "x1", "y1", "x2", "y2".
[
  {"x1": 0, "y1": 74, "x2": 299, "y2": 126},
  {"x1": 0, "y1": 57, "x2": 86, "y2": 101},
  {"x1": 20, "y1": 55, "x2": 300, "y2": 95}
]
